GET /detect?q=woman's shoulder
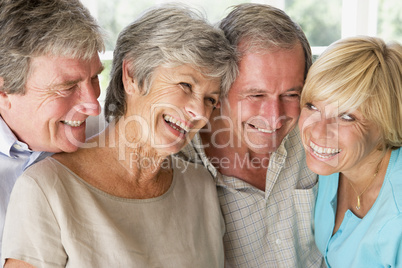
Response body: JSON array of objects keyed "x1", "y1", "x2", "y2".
[
  {"x1": 21, "y1": 157, "x2": 79, "y2": 190},
  {"x1": 386, "y1": 148, "x2": 402, "y2": 211},
  {"x1": 171, "y1": 156, "x2": 216, "y2": 192},
  {"x1": 375, "y1": 213, "x2": 402, "y2": 265},
  {"x1": 24, "y1": 156, "x2": 69, "y2": 178},
  {"x1": 171, "y1": 156, "x2": 213, "y2": 178},
  {"x1": 389, "y1": 148, "x2": 402, "y2": 172}
]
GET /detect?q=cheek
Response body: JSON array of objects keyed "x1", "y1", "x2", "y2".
[
  {"x1": 203, "y1": 107, "x2": 215, "y2": 121},
  {"x1": 299, "y1": 109, "x2": 320, "y2": 129},
  {"x1": 298, "y1": 114, "x2": 309, "y2": 137},
  {"x1": 237, "y1": 100, "x2": 259, "y2": 120},
  {"x1": 285, "y1": 102, "x2": 301, "y2": 118}
]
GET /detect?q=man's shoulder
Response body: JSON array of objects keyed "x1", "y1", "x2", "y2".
[
  {"x1": 0, "y1": 117, "x2": 17, "y2": 156},
  {"x1": 281, "y1": 128, "x2": 318, "y2": 188},
  {"x1": 286, "y1": 127, "x2": 304, "y2": 149},
  {"x1": 176, "y1": 133, "x2": 205, "y2": 163}
]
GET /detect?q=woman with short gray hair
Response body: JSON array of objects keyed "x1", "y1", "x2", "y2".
[{"x1": 2, "y1": 5, "x2": 237, "y2": 267}]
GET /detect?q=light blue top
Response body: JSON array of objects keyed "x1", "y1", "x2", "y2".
[
  {"x1": 315, "y1": 148, "x2": 402, "y2": 268},
  {"x1": 0, "y1": 117, "x2": 49, "y2": 259}
]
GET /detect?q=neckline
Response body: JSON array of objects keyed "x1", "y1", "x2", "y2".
[{"x1": 48, "y1": 157, "x2": 178, "y2": 203}]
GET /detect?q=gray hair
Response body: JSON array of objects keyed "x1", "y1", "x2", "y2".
[
  {"x1": 104, "y1": 5, "x2": 238, "y2": 121},
  {"x1": 0, "y1": 0, "x2": 105, "y2": 94},
  {"x1": 219, "y1": 3, "x2": 312, "y2": 79}
]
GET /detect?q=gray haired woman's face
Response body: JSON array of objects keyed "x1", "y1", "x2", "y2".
[{"x1": 122, "y1": 63, "x2": 221, "y2": 156}]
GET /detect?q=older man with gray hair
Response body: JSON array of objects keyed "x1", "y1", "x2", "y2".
[
  {"x1": 180, "y1": 3, "x2": 324, "y2": 267},
  {"x1": 0, "y1": 0, "x2": 104, "y2": 259}
]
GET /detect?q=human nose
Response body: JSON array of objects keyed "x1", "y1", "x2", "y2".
[
  {"x1": 74, "y1": 82, "x2": 101, "y2": 116},
  {"x1": 310, "y1": 115, "x2": 337, "y2": 140},
  {"x1": 261, "y1": 99, "x2": 284, "y2": 128},
  {"x1": 185, "y1": 97, "x2": 208, "y2": 122}
]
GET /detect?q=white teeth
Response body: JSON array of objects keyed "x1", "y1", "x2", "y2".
[
  {"x1": 309, "y1": 141, "x2": 341, "y2": 159},
  {"x1": 250, "y1": 124, "x2": 276, "y2": 133},
  {"x1": 163, "y1": 115, "x2": 190, "y2": 133},
  {"x1": 257, "y1": 127, "x2": 276, "y2": 133},
  {"x1": 63, "y1": 120, "x2": 84, "y2": 127}
]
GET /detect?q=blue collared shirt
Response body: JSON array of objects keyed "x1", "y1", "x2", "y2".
[
  {"x1": 315, "y1": 148, "x2": 402, "y2": 267},
  {"x1": 0, "y1": 117, "x2": 51, "y2": 259}
]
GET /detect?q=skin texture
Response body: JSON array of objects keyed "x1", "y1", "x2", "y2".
[
  {"x1": 122, "y1": 63, "x2": 221, "y2": 156},
  {"x1": 218, "y1": 44, "x2": 305, "y2": 156},
  {"x1": 202, "y1": 44, "x2": 306, "y2": 190},
  {"x1": 0, "y1": 54, "x2": 104, "y2": 153},
  {"x1": 299, "y1": 100, "x2": 382, "y2": 179},
  {"x1": 299, "y1": 99, "x2": 388, "y2": 229},
  {"x1": 4, "y1": 63, "x2": 222, "y2": 267}
]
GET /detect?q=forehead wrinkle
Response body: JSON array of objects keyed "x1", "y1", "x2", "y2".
[
  {"x1": 245, "y1": 88, "x2": 266, "y2": 94},
  {"x1": 47, "y1": 60, "x2": 104, "y2": 91},
  {"x1": 178, "y1": 72, "x2": 199, "y2": 85},
  {"x1": 47, "y1": 79, "x2": 81, "y2": 91},
  {"x1": 287, "y1": 87, "x2": 302, "y2": 92}
]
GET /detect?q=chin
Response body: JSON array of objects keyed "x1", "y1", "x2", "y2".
[
  {"x1": 56, "y1": 135, "x2": 86, "y2": 153},
  {"x1": 306, "y1": 161, "x2": 337, "y2": 176}
]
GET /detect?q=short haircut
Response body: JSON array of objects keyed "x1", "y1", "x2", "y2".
[
  {"x1": 104, "y1": 5, "x2": 238, "y2": 121},
  {"x1": 219, "y1": 3, "x2": 312, "y2": 80},
  {"x1": 0, "y1": 0, "x2": 105, "y2": 94},
  {"x1": 301, "y1": 36, "x2": 402, "y2": 150}
]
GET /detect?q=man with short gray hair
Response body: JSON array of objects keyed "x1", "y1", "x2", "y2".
[
  {"x1": 0, "y1": 0, "x2": 104, "y2": 258},
  {"x1": 180, "y1": 3, "x2": 324, "y2": 267}
]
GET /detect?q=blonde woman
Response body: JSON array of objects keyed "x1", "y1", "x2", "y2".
[{"x1": 299, "y1": 36, "x2": 402, "y2": 267}]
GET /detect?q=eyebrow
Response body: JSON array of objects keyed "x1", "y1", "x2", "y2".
[
  {"x1": 176, "y1": 71, "x2": 221, "y2": 95},
  {"x1": 245, "y1": 88, "x2": 267, "y2": 94},
  {"x1": 288, "y1": 87, "x2": 302, "y2": 92},
  {"x1": 50, "y1": 64, "x2": 105, "y2": 90},
  {"x1": 210, "y1": 90, "x2": 221, "y2": 95},
  {"x1": 247, "y1": 87, "x2": 302, "y2": 93},
  {"x1": 178, "y1": 73, "x2": 199, "y2": 85}
]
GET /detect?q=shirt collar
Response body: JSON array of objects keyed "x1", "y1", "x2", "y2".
[
  {"x1": 192, "y1": 132, "x2": 290, "y2": 191},
  {"x1": 0, "y1": 116, "x2": 32, "y2": 157}
]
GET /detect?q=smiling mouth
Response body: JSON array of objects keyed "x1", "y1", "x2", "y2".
[
  {"x1": 163, "y1": 115, "x2": 189, "y2": 134},
  {"x1": 248, "y1": 123, "x2": 276, "y2": 134},
  {"x1": 310, "y1": 141, "x2": 342, "y2": 159},
  {"x1": 62, "y1": 120, "x2": 85, "y2": 127}
]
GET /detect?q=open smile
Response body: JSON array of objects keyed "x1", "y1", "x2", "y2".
[
  {"x1": 309, "y1": 141, "x2": 342, "y2": 159},
  {"x1": 248, "y1": 123, "x2": 276, "y2": 134},
  {"x1": 61, "y1": 120, "x2": 85, "y2": 127},
  {"x1": 163, "y1": 115, "x2": 190, "y2": 135}
]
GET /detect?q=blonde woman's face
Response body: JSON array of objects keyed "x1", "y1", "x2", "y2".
[{"x1": 298, "y1": 100, "x2": 382, "y2": 176}]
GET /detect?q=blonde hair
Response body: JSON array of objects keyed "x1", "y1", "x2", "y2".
[{"x1": 301, "y1": 36, "x2": 402, "y2": 149}]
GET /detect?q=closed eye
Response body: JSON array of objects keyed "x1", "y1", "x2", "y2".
[
  {"x1": 250, "y1": 94, "x2": 264, "y2": 98},
  {"x1": 281, "y1": 91, "x2": 301, "y2": 100},
  {"x1": 55, "y1": 85, "x2": 77, "y2": 97},
  {"x1": 179, "y1": 82, "x2": 192, "y2": 92},
  {"x1": 205, "y1": 97, "x2": 217, "y2": 106},
  {"x1": 284, "y1": 93, "x2": 300, "y2": 98}
]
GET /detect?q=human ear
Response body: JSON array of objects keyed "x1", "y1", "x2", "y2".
[
  {"x1": 0, "y1": 78, "x2": 11, "y2": 110},
  {"x1": 122, "y1": 60, "x2": 139, "y2": 95}
]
